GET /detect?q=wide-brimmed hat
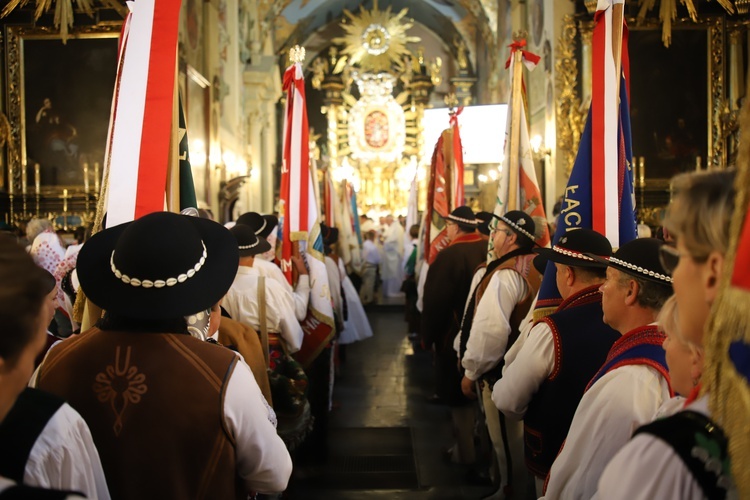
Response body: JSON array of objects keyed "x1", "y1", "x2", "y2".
[
  {"x1": 236, "y1": 212, "x2": 277, "y2": 238},
  {"x1": 320, "y1": 223, "x2": 340, "y2": 246},
  {"x1": 475, "y1": 211, "x2": 493, "y2": 236},
  {"x1": 533, "y1": 228, "x2": 612, "y2": 271},
  {"x1": 587, "y1": 237, "x2": 673, "y2": 285},
  {"x1": 76, "y1": 212, "x2": 239, "y2": 320},
  {"x1": 230, "y1": 224, "x2": 272, "y2": 257},
  {"x1": 493, "y1": 210, "x2": 536, "y2": 245},
  {"x1": 444, "y1": 206, "x2": 477, "y2": 232}
]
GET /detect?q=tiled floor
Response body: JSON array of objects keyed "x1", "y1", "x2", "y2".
[{"x1": 287, "y1": 308, "x2": 496, "y2": 499}]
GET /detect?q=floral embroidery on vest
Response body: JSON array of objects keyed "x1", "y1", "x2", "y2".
[{"x1": 93, "y1": 346, "x2": 148, "y2": 436}]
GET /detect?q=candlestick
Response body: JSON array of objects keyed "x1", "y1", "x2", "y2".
[
  {"x1": 63, "y1": 188, "x2": 68, "y2": 213},
  {"x1": 34, "y1": 163, "x2": 41, "y2": 193},
  {"x1": 695, "y1": 156, "x2": 702, "y2": 172},
  {"x1": 21, "y1": 164, "x2": 27, "y2": 195},
  {"x1": 83, "y1": 163, "x2": 89, "y2": 192},
  {"x1": 94, "y1": 162, "x2": 100, "y2": 192},
  {"x1": 638, "y1": 157, "x2": 645, "y2": 188}
]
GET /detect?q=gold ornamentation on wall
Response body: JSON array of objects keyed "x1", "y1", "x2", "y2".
[{"x1": 554, "y1": 15, "x2": 586, "y2": 176}]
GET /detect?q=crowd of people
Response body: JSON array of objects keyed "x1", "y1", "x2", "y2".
[
  {"x1": 414, "y1": 168, "x2": 740, "y2": 499},
  {"x1": 0, "y1": 164, "x2": 745, "y2": 499},
  {"x1": 0, "y1": 209, "x2": 376, "y2": 498}
]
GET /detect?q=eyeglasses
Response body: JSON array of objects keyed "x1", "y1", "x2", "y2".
[
  {"x1": 658, "y1": 244, "x2": 685, "y2": 275},
  {"x1": 493, "y1": 228, "x2": 512, "y2": 237}
]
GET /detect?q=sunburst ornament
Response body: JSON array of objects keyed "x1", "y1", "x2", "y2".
[{"x1": 333, "y1": 0, "x2": 420, "y2": 73}]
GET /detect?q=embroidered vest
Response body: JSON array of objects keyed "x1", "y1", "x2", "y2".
[
  {"x1": 472, "y1": 252, "x2": 542, "y2": 385},
  {"x1": 586, "y1": 324, "x2": 673, "y2": 394},
  {"x1": 0, "y1": 388, "x2": 65, "y2": 483},
  {"x1": 634, "y1": 411, "x2": 735, "y2": 499},
  {"x1": 523, "y1": 286, "x2": 620, "y2": 478},
  {"x1": 36, "y1": 328, "x2": 244, "y2": 500}
]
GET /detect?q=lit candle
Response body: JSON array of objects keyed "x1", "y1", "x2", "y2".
[
  {"x1": 21, "y1": 164, "x2": 26, "y2": 195},
  {"x1": 63, "y1": 188, "x2": 68, "y2": 212},
  {"x1": 638, "y1": 157, "x2": 645, "y2": 188},
  {"x1": 695, "y1": 156, "x2": 701, "y2": 172},
  {"x1": 83, "y1": 163, "x2": 89, "y2": 192},
  {"x1": 34, "y1": 163, "x2": 40, "y2": 193},
  {"x1": 94, "y1": 162, "x2": 100, "y2": 192}
]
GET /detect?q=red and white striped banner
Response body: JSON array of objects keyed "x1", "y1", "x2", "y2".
[
  {"x1": 105, "y1": 0, "x2": 182, "y2": 227},
  {"x1": 280, "y1": 59, "x2": 335, "y2": 367},
  {"x1": 450, "y1": 108, "x2": 465, "y2": 209},
  {"x1": 591, "y1": 0, "x2": 624, "y2": 246}
]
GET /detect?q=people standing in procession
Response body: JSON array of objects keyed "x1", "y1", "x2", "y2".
[
  {"x1": 458, "y1": 210, "x2": 542, "y2": 499},
  {"x1": 542, "y1": 238, "x2": 674, "y2": 499},
  {"x1": 421, "y1": 206, "x2": 485, "y2": 465},
  {"x1": 492, "y1": 228, "x2": 618, "y2": 496},
  {"x1": 236, "y1": 212, "x2": 310, "y2": 322},
  {"x1": 380, "y1": 214, "x2": 405, "y2": 298},
  {"x1": 359, "y1": 229, "x2": 381, "y2": 305},
  {"x1": 33, "y1": 212, "x2": 292, "y2": 498},
  {"x1": 595, "y1": 169, "x2": 738, "y2": 499}
]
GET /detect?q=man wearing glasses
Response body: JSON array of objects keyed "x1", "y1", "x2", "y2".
[{"x1": 458, "y1": 210, "x2": 542, "y2": 498}]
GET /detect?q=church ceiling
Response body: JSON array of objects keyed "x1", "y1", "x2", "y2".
[{"x1": 267, "y1": 0, "x2": 496, "y2": 67}]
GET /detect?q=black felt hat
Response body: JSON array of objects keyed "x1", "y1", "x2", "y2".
[
  {"x1": 76, "y1": 212, "x2": 239, "y2": 320},
  {"x1": 444, "y1": 206, "x2": 477, "y2": 232},
  {"x1": 236, "y1": 211, "x2": 278, "y2": 239},
  {"x1": 533, "y1": 228, "x2": 612, "y2": 270},
  {"x1": 320, "y1": 223, "x2": 339, "y2": 246},
  {"x1": 230, "y1": 224, "x2": 272, "y2": 257},
  {"x1": 587, "y1": 237, "x2": 673, "y2": 285},
  {"x1": 494, "y1": 210, "x2": 536, "y2": 245},
  {"x1": 475, "y1": 211, "x2": 493, "y2": 236}
]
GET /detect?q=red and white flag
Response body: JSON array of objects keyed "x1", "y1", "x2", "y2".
[
  {"x1": 592, "y1": 0, "x2": 625, "y2": 246},
  {"x1": 104, "y1": 0, "x2": 182, "y2": 227},
  {"x1": 279, "y1": 57, "x2": 335, "y2": 367}
]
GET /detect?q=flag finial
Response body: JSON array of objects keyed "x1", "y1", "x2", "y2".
[
  {"x1": 444, "y1": 93, "x2": 459, "y2": 112},
  {"x1": 290, "y1": 45, "x2": 306, "y2": 63},
  {"x1": 512, "y1": 30, "x2": 528, "y2": 43}
]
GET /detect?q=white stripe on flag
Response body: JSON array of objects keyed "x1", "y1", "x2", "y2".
[
  {"x1": 106, "y1": 0, "x2": 154, "y2": 227},
  {"x1": 602, "y1": 5, "x2": 619, "y2": 247}
]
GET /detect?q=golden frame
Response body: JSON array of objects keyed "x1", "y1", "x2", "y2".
[
  {"x1": 555, "y1": 15, "x2": 726, "y2": 179},
  {"x1": 4, "y1": 23, "x2": 121, "y2": 223}
]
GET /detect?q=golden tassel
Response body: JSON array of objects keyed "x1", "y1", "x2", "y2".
[{"x1": 703, "y1": 80, "x2": 750, "y2": 498}]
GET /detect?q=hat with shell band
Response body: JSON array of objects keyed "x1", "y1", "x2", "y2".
[
  {"x1": 237, "y1": 212, "x2": 279, "y2": 238},
  {"x1": 444, "y1": 206, "x2": 477, "y2": 232},
  {"x1": 493, "y1": 210, "x2": 536, "y2": 246},
  {"x1": 76, "y1": 211, "x2": 239, "y2": 320},
  {"x1": 230, "y1": 223, "x2": 272, "y2": 257},
  {"x1": 586, "y1": 237, "x2": 673, "y2": 285},
  {"x1": 533, "y1": 228, "x2": 612, "y2": 270}
]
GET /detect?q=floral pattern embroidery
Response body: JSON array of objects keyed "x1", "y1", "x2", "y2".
[{"x1": 93, "y1": 346, "x2": 148, "y2": 436}]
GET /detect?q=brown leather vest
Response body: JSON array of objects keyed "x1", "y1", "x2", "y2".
[
  {"x1": 475, "y1": 255, "x2": 542, "y2": 334},
  {"x1": 473, "y1": 255, "x2": 542, "y2": 382},
  {"x1": 36, "y1": 328, "x2": 244, "y2": 500}
]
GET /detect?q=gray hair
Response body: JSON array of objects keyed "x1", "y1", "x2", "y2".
[{"x1": 26, "y1": 218, "x2": 54, "y2": 242}]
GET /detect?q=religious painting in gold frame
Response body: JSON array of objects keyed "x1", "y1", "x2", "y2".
[
  {"x1": 4, "y1": 23, "x2": 121, "y2": 199},
  {"x1": 555, "y1": 15, "x2": 726, "y2": 183}
]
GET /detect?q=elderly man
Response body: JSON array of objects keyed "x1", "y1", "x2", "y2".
[
  {"x1": 542, "y1": 238, "x2": 674, "y2": 499},
  {"x1": 35, "y1": 212, "x2": 292, "y2": 498},
  {"x1": 458, "y1": 210, "x2": 541, "y2": 498},
  {"x1": 492, "y1": 229, "x2": 619, "y2": 496},
  {"x1": 380, "y1": 214, "x2": 405, "y2": 297},
  {"x1": 422, "y1": 206, "x2": 485, "y2": 464}
]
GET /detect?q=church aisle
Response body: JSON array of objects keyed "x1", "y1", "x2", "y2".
[{"x1": 287, "y1": 308, "x2": 494, "y2": 499}]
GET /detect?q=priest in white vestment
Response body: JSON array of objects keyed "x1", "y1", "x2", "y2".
[{"x1": 380, "y1": 215, "x2": 404, "y2": 297}]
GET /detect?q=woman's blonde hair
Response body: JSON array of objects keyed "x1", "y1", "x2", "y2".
[
  {"x1": 663, "y1": 169, "x2": 735, "y2": 260},
  {"x1": 657, "y1": 295, "x2": 703, "y2": 356}
]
